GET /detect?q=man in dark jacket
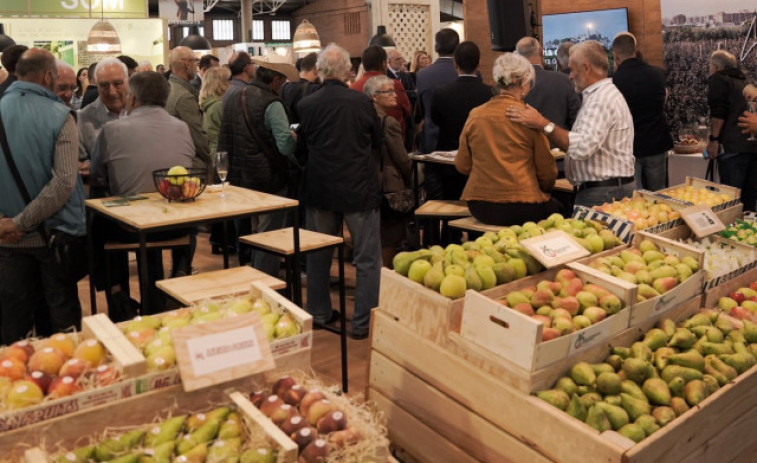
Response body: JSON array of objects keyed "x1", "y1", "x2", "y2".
[
  {"x1": 219, "y1": 52, "x2": 298, "y2": 274},
  {"x1": 706, "y1": 50, "x2": 757, "y2": 211},
  {"x1": 0, "y1": 45, "x2": 28, "y2": 98},
  {"x1": 430, "y1": 41, "x2": 493, "y2": 200},
  {"x1": 297, "y1": 44, "x2": 382, "y2": 340},
  {"x1": 612, "y1": 33, "x2": 673, "y2": 191}
]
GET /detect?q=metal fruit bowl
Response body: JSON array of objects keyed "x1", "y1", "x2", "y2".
[{"x1": 153, "y1": 168, "x2": 208, "y2": 202}]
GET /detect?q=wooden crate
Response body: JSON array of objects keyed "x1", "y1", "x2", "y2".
[
  {"x1": 370, "y1": 307, "x2": 757, "y2": 463},
  {"x1": 459, "y1": 262, "x2": 636, "y2": 371},
  {"x1": 0, "y1": 385, "x2": 297, "y2": 463},
  {"x1": 0, "y1": 317, "x2": 147, "y2": 433},
  {"x1": 701, "y1": 265, "x2": 757, "y2": 308},
  {"x1": 658, "y1": 176, "x2": 741, "y2": 212},
  {"x1": 656, "y1": 220, "x2": 757, "y2": 291}
]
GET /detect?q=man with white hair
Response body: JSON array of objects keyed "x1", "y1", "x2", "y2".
[
  {"x1": 510, "y1": 40, "x2": 635, "y2": 207},
  {"x1": 165, "y1": 46, "x2": 212, "y2": 173},
  {"x1": 54, "y1": 60, "x2": 77, "y2": 107},
  {"x1": 78, "y1": 58, "x2": 129, "y2": 163},
  {"x1": 612, "y1": 32, "x2": 673, "y2": 191},
  {"x1": 297, "y1": 43, "x2": 382, "y2": 340}
]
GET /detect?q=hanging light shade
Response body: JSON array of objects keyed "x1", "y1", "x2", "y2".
[
  {"x1": 368, "y1": 25, "x2": 396, "y2": 48},
  {"x1": 292, "y1": 19, "x2": 321, "y2": 54},
  {"x1": 180, "y1": 25, "x2": 212, "y2": 51},
  {"x1": 0, "y1": 24, "x2": 17, "y2": 52},
  {"x1": 86, "y1": 21, "x2": 122, "y2": 54}
]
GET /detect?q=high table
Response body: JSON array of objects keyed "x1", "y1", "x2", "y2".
[{"x1": 85, "y1": 185, "x2": 300, "y2": 314}]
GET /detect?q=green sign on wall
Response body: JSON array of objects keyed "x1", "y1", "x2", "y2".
[{"x1": 2, "y1": 0, "x2": 148, "y2": 18}]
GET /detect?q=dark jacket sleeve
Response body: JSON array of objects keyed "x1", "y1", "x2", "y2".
[{"x1": 708, "y1": 74, "x2": 731, "y2": 120}]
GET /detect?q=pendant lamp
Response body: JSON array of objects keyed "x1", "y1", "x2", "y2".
[
  {"x1": 86, "y1": 2, "x2": 121, "y2": 54},
  {"x1": 368, "y1": 25, "x2": 396, "y2": 48},
  {"x1": 0, "y1": 24, "x2": 16, "y2": 52},
  {"x1": 292, "y1": 20, "x2": 321, "y2": 54},
  {"x1": 180, "y1": 25, "x2": 212, "y2": 51}
]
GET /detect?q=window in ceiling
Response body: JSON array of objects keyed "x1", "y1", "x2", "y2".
[
  {"x1": 253, "y1": 20, "x2": 265, "y2": 41},
  {"x1": 213, "y1": 19, "x2": 234, "y2": 41},
  {"x1": 271, "y1": 20, "x2": 291, "y2": 41}
]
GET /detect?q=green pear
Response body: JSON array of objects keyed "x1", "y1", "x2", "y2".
[
  {"x1": 585, "y1": 405, "x2": 611, "y2": 432},
  {"x1": 58, "y1": 445, "x2": 95, "y2": 463},
  {"x1": 661, "y1": 365, "x2": 703, "y2": 383},
  {"x1": 590, "y1": 363, "x2": 615, "y2": 376},
  {"x1": 555, "y1": 377, "x2": 578, "y2": 396},
  {"x1": 174, "y1": 443, "x2": 208, "y2": 463},
  {"x1": 570, "y1": 362, "x2": 596, "y2": 387},
  {"x1": 620, "y1": 393, "x2": 651, "y2": 421},
  {"x1": 579, "y1": 392, "x2": 603, "y2": 408},
  {"x1": 139, "y1": 441, "x2": 175, "y2": 463},
  {"x1": 668, "y1": 376, "x2": 685, "y2": 398},
  {"x1": 218, "y1": 412, "x2": 242, "y2": 439},
  {"x1": 536, "y1": 389, "x2": 570, "y2": 410},
  {"x1": 596, "y1": 372, "x2": 622, "y2": 395},
  {"x1": 491, "y1": 262, "x2": 515, "y2": 285},
  {"x1": 656, "y1": 318, "x2": 676, "y2": 339},
  {"x1": 439, "y1": 274, "x2": 466, "y2": 299},
  {"x1": 566, "y1": 394, "x2": 588, "y2": 421},
  {"x1": 144, "y1": 415, "x2": 187, "y2": 447},
  {"x1": 407, "y1": 259, "x2": 432, "y2": 283},
  {"x1": 702, "y1": 374, "x2": 720, "y2": 395},
  {"x1": 620, "y1": 380, "x2": 648, "y2": 402},
  {"x1": 653, "y1": 347, "x2": 677, "y2": 371},
  {"x1": 642, "y1": 378, "x2": 671, "y2": 405},
  {"x1": 668, "y1": 328, "x2": 697, "y2": 349},
  {"x1": 667, "y1": 350, "x2": 704, "y2": 372},
  {"x1": 622, "y1": 357, "x2": 650, "y2": 384},
  {"x1": 109, "y1": 453, "x2": 140, "y2": 463},
  {"x1": 718, "y1": 353, "x2": 757, "y2": 374},
  {"x1": 670, "y1": 397, "x2": 690, "y2": 416},
  {"x1": 652, "y1": 406, "x2": 677, "y2": 426},
  {"x1": 643, "y1": 329, "x2": 668, "y2": 351},
  {"x1": 594, "y1": 402, "x2": 629, "y2": 430},
  {"x1": 95, "y1": 430, "x2": 145, "y2": 462},
  {"x1": 206, "y1": 438, "x2": 241, "y2": 463},
  {"x1": 684, "y1": 379, "x2": 709, "y2": 406},
  {"x1": 240, "y1": 448, "x2": 276, "y2": 463},
  {"x1": 634, "y1": 415, "x2": 659, "y2": 437},
  {"x1": 476, "y1": 265, "x2": 497, "y2": 290},
  {"x1": 422, "y1": 261, "x2": 445, "y2": 291}
]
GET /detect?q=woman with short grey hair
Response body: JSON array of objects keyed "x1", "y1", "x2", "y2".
[{"x1": 493, "y1": 52, "x2": 535, "y2": 91}]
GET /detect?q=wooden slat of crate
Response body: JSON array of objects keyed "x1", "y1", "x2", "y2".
[
  {"x1": 371, "y1": 309, "x2": 626, "y2": 463},
  {"x1": 445, "y1": 296, "x2": 702, "y2": 393},
  {"x1": 701, "y1": 265, "x2": 757, "y2": 308},
  {"x1": 675, "y1": 403, "x2": 757, "y2": 463},
  {"x1": 229, "y1": 391, "x2": 297, "y2": 463},
  {"x1": 156, "y1": 266, "x2": 286, "y2": 306},
  {"x1": 369, "y1": 389, "x2": 481, "y2": 463},
  {"x1": 369, "y1": 351, "x2": 553, "y2": 463}
]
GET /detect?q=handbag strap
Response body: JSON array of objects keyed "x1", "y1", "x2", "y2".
[
  {"x1": 0, "y1": 109, "x2": 49, "y2": 242},
  {"x1": 240, "y1": 87, "x2": 289, "y2": 174}
]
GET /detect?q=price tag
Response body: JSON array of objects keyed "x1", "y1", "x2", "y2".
[
  {"x1": 172, "y1": 312, "x2": 275, "y2": 392},
  {"x1": 680, "y1": 205, "x2": 725, "y2": 238},
  {"x1": 519, "y1": 230, "x2": 590, "y2": 268}
]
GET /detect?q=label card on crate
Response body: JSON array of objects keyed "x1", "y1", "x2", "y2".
[
  {"x1": 520, "y1": 230, "x2": 590, "y2": 268},
  {"x1": 680, "y1": 205, "x2": 725, "y2": 238},
  {"x1": 172, "y1": 312, "x2": 275, "y2": 392}
]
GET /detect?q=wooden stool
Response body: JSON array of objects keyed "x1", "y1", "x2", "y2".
[
  {"x1": 239, "y1": 227, "x2": 349, "y2": 392},
  {"x1": 156, "y1": 266, "x2": 286, "y2": 306},
  {"x1": 448, "y1": 217, "x2": 503, "y2": 235},
  {"x1": 103, "y1": 236, "x2": 192, "y2": 315},
  {"x1": 553, "y1": 178, "x2": 576, "y2": 213},
  {"x1": 415, "y1": 200, "x2": 471, "y2": 247}
]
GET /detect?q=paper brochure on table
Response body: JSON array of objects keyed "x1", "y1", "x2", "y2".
[{"x1": 172, "y1": 312, "x2": 275, "y2": 391}]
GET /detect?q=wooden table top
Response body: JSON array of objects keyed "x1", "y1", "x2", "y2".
[
  {"x1": 86, "y1": 186, "x2": 298, "y2": 230},
  {"x1": 415, "y1": 200, "x2": 471, "y2": 217},
  {"x1": 156, "y1": 266, "x2": 286, "y2": 306},
  {"x1": 239, "y1": 227, "x2": 343, "y2": 255},
  {"x1": 410, "y1": 152, "x2": 457, "y2": 166},
  {"x1": 448, "y1": 217, "x2": 503, "y2": 233},
  {"x1": 554, "y1": 178, "x2": 575, "y2": 193}
]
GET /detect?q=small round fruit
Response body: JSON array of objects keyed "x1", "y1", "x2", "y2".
[
  {"x1": 167, "y1": 165, "x2": 189, "y2": 185},
  {"x1": 6, "y1": 380, "x2": 44, "y2": 409},
  {"x1": 28, "y1": 347, "x2": 66, "y2": 376},
  {"x1": 42, "y1": 333, "x2": 76, "y2": 358},
  {"x1": 26, "y1": 370, "x2": 53, "y2": 394},
  {"x1": 48, "y1": 376, "x2": 82, "y2": 399},
  {"x1": 73, "y1": 339, "x2": 107, "y2": 367},
  {"x1": 0, "y1": 358, "x2": 26, "y2": 381},
  {"x1": 300, "y1": 439, "x2": 329, "y2": 463}
]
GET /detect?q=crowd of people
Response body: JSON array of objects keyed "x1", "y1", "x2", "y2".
[{"x1": 0, "y1": 28, "x2": 756, "y2": 344}]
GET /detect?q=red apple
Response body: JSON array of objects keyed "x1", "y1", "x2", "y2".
[
  {"x1": 730, "y1": 291, "x2": 746, "y2": 305},
  {"x1": 316, "y1": 410, "x2": 347, "y2": 434},
  {"x1": 272, "y1": 376, "x2": 297, "y2": 397},
  {"x1": 27, "y1": 348, "x2": 65, "y2": 377},
  {"x1": 269, "y1": 403, "x2": 298, "y2": 427},
  {"x1": 299, "y1": 390, "x2": 326, "y2": 417},
  {"x1": 750, "y1": 281, "x2": 757, "y2": 292},
  {"x1": 159, "y1": 178, "x2": 171, "y2": 196},
  {"x1": 12, "y1": 340, "x2": 35, "y2": 359},
  {"x1": 291, "y1": 427, "x2": 316, "y2": 452},
  {"x1": 26, "y1": 370, "x2": 52, "y2": 394},
  {"x1": 306, "y1": 399, "x2": 337, "y2": 426},
  {"x1": 249, "y1": 390, "x2": 268, "y2": 408},
  {"x1": 167, "y1": 185, "x2": 183, "y2": 200},
  {"x1": 729, "y1": 306, "x2": 752, "y2": 320},
  {"x1": 1, "y1": 345, "x2": 30, "y2": 364},
  {"x1": 300, "y1": 439, "x2": 329, "y2": 463},
  {"x1": 0, "y1": 358, "x2": 26, "y2": 381},
  {"x1": 59, "y1": 358, "x2": 91, "y2": 379},
  {"x1": 94, "y1": 364, "x2": 120, "y2": 386},
  {"x1": 48, "y1": 375, "x2": 81, "y2": 399},
  {"x1": 750, "y1": 296, "x2": 757, "y2": 303},
  {"x1": 280, "y1": 415, "x2": 308, "y2": 436},
  {"x1": 259, "y1": 394, "x2": 284, "y2": 417},
  {"x1": 283, "y1": 384, "x2": 307, "y2": 406}
]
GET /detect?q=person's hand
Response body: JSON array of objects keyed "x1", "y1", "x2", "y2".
[
  {"x1": 705, "y1": 140, "x2": 719, "y2": 160},
  {"x1": 0, "y1": 218, "x2": 24, "y2": 244},
  {"x1": 290, "y1": 130, "x2": 298, "y2": 141},
  {"x1": 506, "y1": 104, "x2": 549, "y2": 130},
  {"x1": 739, "y1": 111, "x2": 757, "y2": 135}
]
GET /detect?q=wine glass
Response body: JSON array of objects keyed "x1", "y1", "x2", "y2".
[
  {"x1": 748, "y1": 102, "x2": 756, "y2": 142},
  {"x1": 216, "y1": 151, "x2": 228, "y2": 197}
]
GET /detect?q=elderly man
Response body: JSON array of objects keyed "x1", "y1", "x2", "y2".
[
  {"x1": 509, "y1": 40, "x2": 635, "y2": 208},
  {"x1": 78, "y1": 58, "x2": 129, "y2": 163},
  {"x1": 298, "y1": 44, "x2": 382, "y2": 340},
  {"x1": 516, "y1": 37, "x2": 580, "y2": 135},
  {"x1": 386, "y1": 49, "x2": 417, "y2": 151},
  {"x1": 0, "y1": 48, "x2": 85, "y2": 342},
  {"x1": 707, "y1": 50, "x2": 757, "y2": 211},
  {"x1": 54, "y1": 60, "x2": 77, "y2": 107},
  {"x1": 556, "y1": 41, "x2": 574, "y2": 74},
  {"x1": 612, "y1": 33, "x2": 673, "y2": 191},
  {"x1": 219, "y1": 53, "x2": 298, "y2": 275},
  {"x1": 90, "y1": 71, "x2": 196, "y2": 316},
  {"x1": 166, "y1": 46, "x2": 212, "y2": 172}
]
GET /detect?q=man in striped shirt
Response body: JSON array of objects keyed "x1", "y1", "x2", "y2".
[{"x1": 509, "y1": 40, "x2": 635, "y2": 208}]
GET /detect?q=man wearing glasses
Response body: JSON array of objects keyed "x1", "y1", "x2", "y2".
[{"x1": 165, "y1": 46, "x2": 212, "y2": 174}]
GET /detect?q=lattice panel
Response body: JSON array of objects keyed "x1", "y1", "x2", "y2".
[{"x1": 387, "y1": 4, "x2": 431, "y2": 65}]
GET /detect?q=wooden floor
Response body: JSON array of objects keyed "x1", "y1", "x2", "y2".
[{"x1": 77, "y1": 231, "x2": 372, "y2": 397}]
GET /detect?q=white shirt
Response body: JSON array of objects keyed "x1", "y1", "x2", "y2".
[{"x1": 566, "y1": 78, "x2": 635, "y2": 184}]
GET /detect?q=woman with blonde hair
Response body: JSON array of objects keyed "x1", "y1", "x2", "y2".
[
  {"x1": 200, "y1": 65, "x2": 231, "y2": 155},
  {"x1": 409, "y1": 50, "x2": 431, "y2": 83},
  {"x1": 455, "y1": 52, "x2": 559, "y2": 225}
]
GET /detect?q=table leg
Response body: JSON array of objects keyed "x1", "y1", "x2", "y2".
[
  {"x1": 222, "y1": 220, "x2": 229, "y2": 269},
  {"x1": 138, "y1": 232, "x2": 149, "y2": 315},
  {"x1": 291, "y1": 208, "x2": 302, "y2": 307},
  {"x1": 87, "y1": 209, "x2": 97, "y2": 315},
  {"x1": 412, "y1": 159, "x2": 419, "y2": 208},
  {"x1": 338, "y1": 244, "x2": 348, "y2": 393}
]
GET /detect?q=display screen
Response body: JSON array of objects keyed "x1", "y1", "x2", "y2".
[{"x1": 542, "y1": 8, "x2": 629, "y2": 72}]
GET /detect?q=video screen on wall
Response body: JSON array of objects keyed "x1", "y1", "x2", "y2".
[{"x1": 542, "y1": 8, "x2": 629, "y2": 72}]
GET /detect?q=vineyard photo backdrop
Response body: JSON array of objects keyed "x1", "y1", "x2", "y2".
[{"x1": 661, "y1": 0, "x2": 757, "y2": 136}]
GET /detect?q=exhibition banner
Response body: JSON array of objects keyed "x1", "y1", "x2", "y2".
[
  {"x1": 1, "y1": 0, "x2": 148, "y2": 18},
  {"x1": 158, "y1": 0, "x2": 204, "y2": 25}
]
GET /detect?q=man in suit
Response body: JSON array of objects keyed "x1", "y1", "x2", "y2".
[
  {"x1": 387, "y1": 49, "x2": 416, "y2": 150},
  {"x1": 612, "y1": 33, "x2": 673, "y2": 191},
  {"x1": 416, "y1": 28, "x2": 460, "y2": 155},
  {"x1": 429, "y1": 41, "x2": 493, "y2": 201},
  {"x1": 516, "y1": 37, "x2": 580, "y2": 135}
]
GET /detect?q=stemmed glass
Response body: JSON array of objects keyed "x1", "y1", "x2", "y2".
[
  {"x1": 748, "y1": 102, "x2": 756, "y2": 142},
  {"x1": 216, "y1": 151, "x2": 228, "y2": 197}
]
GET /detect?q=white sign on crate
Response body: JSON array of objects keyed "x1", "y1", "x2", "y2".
[
  {"x1": 519, "y1": 230, "x2": 590, "y2": 268},
  {"x1": 680, "y1": 205, "x2": 725, "y2": 238}
]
